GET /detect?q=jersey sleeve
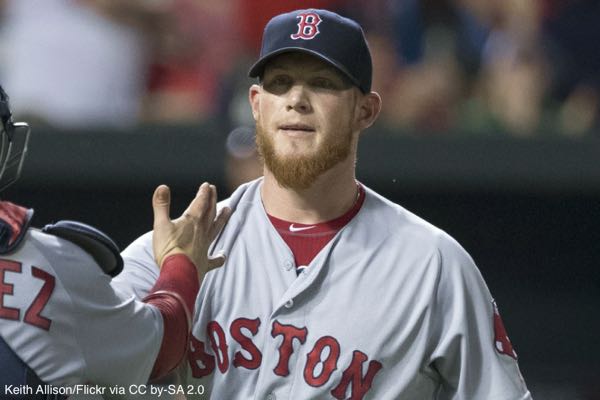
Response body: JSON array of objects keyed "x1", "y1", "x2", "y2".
[
  {"x1": 20, "y1": 233, "x2": 162, "y2": 386},
  {"x1": 64, "y1": 246, "x2": 198, "y2": 384},
  {"x1": 427, "y1": 237, "x2": 532, "y2": 400},
  {"x1": 143, "y1": 254, "x2": 199, "y2": 379},
  {"x1": 111, "y1": 231, "x2": 158, "y2": 300}
]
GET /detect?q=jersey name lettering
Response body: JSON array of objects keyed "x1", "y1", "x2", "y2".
[
  {"x1": 272, "y1": 320, "x2": 308, "y2": 376},
  {"x1": 231, "y1": 317, "x2": 262, "y2": 369},
  {"x1": 188, "y1": 335, "x2": 215, "y2": 377},
  {"x1": 188, "y1": 317, "x2": 383, "y2": 399},
  {"x1": 305, "y1": 336, "x2": 340, "y2": 387},
  {"x1": 0, "y1": 259, "x2": 55, "y2": 330},
  {"x1": 207, "y1": 321, "x2": 229, "y2": 373}
]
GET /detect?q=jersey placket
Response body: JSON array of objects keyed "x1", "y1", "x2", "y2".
[{"x1": 252, "y1": 232, "x2": 341, "y2": 400}]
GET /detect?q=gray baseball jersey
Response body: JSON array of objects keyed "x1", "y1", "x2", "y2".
[
  {"x1": 116, "y1": 178, "x2": 532, "y2": 399},
  {"x1": 0, "y1": 209, "x2": 199, "y2": 391},
  {"x1": 0, "y1": 227, "x2": 161, "y2": 386}
]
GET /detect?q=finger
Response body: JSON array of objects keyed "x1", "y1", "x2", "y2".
[
  {"x1": 206, "y1": 253, "x2": 227, "y2": 271},
  {"x1": 209, "y1": 206, "x2": 232, "y2": 240},
  {"x1": 152, "y1": 185, "x2": 171, "y2": 229},
  {"x1": 182, "y1": 182, "x2": 210, "y2": 220},
  {"x1": 206, "y1": 184, "x2": 218, "y2": 224}
]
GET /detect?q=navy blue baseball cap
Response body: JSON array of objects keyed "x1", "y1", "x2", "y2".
[{"x1": 248, "y1": 9, "x2": 372, "y2": 93}]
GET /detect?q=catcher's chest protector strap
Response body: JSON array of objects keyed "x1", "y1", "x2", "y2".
[
  {"x1": 42, "y1": 220, "x2": 124, "y2": 277},
  {"x1": 0, "y1": 200, "x2": 33, "y2": 254}
]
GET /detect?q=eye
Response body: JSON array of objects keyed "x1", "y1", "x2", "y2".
[
  {"x1": 311, "y1": 77, "x2": 337, "y2": 89},
  {"x1": 263, "y1": 75, "x2": 292, "y2": 92}
]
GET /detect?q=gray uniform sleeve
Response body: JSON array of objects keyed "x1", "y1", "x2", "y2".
[
  {"x1": 112, "y1": 231, "x2": 158, "y2": 300},
  {"x1": 74, "y1": 271, "x2": 163, "y2": 386},
  {"x1": 427, "y1": 238, "x2": 532, "y2": 400},
  {"x1": 26, "y1": 232, "x2": 163, "y2": 386}
]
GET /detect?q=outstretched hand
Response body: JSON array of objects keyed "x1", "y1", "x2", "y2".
[{"x1": 152, "y1": 183, "x2": 232, "y2": 278}]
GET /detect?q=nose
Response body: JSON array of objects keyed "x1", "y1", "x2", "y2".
[{"x1": 286, "y1": 84, "x2": 311, "y2": 113}]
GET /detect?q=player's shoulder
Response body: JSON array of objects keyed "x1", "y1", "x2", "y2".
[
  {"x1": 217, "y1": 177, "x2": 263, "y2": 211},
  {"x1": 18, "y1": 228, "x2": 104, "y2": 278},
  {"x1": 361, "y1": 185, "x2": 471, "y2": 262},
  {"x1": 120, "y1": 229, "x2": 154, "y2": 271},
  {"x1": 361, "y1": 185, "x2": 445, "y2": 240},
  {"x1": 27, "y1": 227, "x2": 80, "y2": 258}
]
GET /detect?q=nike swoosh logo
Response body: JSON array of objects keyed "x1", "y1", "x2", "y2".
[{"x1": 289, "y1": 224, "x2": 316, "y2": 232}]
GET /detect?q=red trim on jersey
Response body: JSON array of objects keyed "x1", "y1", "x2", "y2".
[
  {"x1": 0, "y1": 201, "x2": 30, "y2": 245},
  {"x1": 268, "y1": 184, "x2": 365, "y2": 268},
  {"x1": 493, "y1": 301, "x2": 518, "y2": 359},
  {"x1": 143, "y1": 254, "x2": 200, "y2": 379}
]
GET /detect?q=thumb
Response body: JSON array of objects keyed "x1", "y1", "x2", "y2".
[{"x1": 153, "y1": 184, "x2": 171, "y2": 229}]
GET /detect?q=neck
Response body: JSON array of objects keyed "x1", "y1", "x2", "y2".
[{"x1": 261, "y1": 156, "x2": 358, "y2": 224}]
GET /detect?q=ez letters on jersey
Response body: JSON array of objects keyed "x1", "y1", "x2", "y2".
[{"x1": 0, "y1": 260, "x2": 55, "y2": 331}]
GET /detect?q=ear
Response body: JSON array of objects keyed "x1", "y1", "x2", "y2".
[
  {"x1": 249, "y1": 84, "x2": 262, "y2": 121},
  {"x1": 355, "y1": 91, "x2": 382, "y2": 131}
]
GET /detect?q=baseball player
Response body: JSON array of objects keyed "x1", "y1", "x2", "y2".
[
  {"x1": 115, "y1": 9, "x2": 533, "y2": 399},
  {"x1": 0, "y1": 85, "x2": 231, "y2": 395}
]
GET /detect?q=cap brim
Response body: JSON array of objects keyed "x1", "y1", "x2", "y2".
[{"x1": 248, "y1": 47, "x2": 362, "y2": 91}]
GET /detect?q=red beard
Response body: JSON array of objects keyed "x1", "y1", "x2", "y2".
[{"x1": 255, "y1": 124, "x2": 353, "y2": 190}]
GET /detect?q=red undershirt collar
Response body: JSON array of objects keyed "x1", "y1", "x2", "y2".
[
  {"x1": 267, "y1": 183, "x2": 365, "y2": 234},
  {"x1": 267, "y1": 183, "x2": 365, "y2": 270}
]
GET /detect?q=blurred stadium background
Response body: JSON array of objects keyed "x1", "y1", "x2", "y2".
[{"x1": 1, "y1": 1, "x2": 598, "y2": 398}]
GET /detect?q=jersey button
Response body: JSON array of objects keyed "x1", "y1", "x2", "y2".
[
  {"x1": 284, "y1": 260, "x2": 294, "y2": 270},
  {"x1": 266, "y1": 393, "x2": 276, "y2": 400},
  {"x1": 284, "y1": 299, "x2": 294, "y2": 308}
]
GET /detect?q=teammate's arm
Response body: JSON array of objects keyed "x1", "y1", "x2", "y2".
[
  {"x1": 141, "y1": 182, "x2": 230, "y2": 379},
  {"x1": 75, "y1": 184, "x2": 230, "y2": 385}
]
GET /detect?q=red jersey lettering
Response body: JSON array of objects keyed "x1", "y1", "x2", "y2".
[
  {"x1": 331, "y1": 350, "x2": 383, "y2": 400},
  {"x1": 23, "y1": 266, "x2": 55, "y2": 330},
  {"x1": 231, "y1": 317, "x2": 262, "y2": 370},
  {"x1": 271, "y1": 320, "x2": 307, "y2": 376},
  {"x1": 304, "y1": 336, "x2": 340, "y2": 387},
  {"x1": 0, "y1": 259, "x2": 21, "y2": 320},
  {"x1": 188, "y1": 335, "x2": 216, "y2": 378},
  {"x1": 207, "y1": 321, "x2": 229, "y2": 373}
]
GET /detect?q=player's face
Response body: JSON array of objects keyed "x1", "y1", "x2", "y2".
[{"x1": 249, "y1": 53, "x2": 366, "y2": 190}]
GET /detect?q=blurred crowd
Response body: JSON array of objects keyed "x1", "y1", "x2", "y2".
[{"x1": 0, "y1": 0, "x2": 598, "y2": 137}]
